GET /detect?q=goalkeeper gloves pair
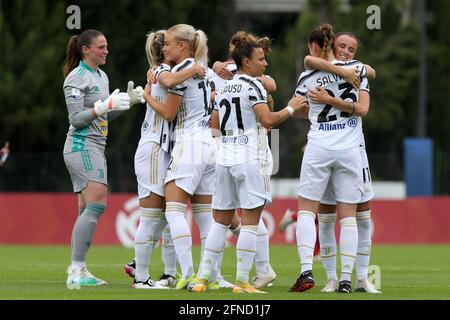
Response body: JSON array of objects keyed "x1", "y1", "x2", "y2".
[{"x1": 93, "y1": 81, "x2": 145, "y2": 117}]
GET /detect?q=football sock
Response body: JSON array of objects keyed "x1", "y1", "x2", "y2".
[
  {"x1": 134, "y1": 208, "x2": 164, "y2": 281},
  {"x1": 255, "y1": 218, "x2": 270, "y2": 274},
  {"x1": 339, "y1": 216, "x2": 358, "y2": 282},
  {"x1": 165, "y1": 202, "x2": 193, "y2": 279},
  {"x1": 161, "y1": 226, "x2": 177, "y2": 277},
  {"x1": 356, "y1": 210, "x2": 372, "y2": 280},
  {"x1": 318, "y1": 213, "x2": 338, "y2": 281},
  {"x1": 198, "y1": 221, "x2": 229, "y2": 281},
  {"x1": 296, "y1": 210, "x2": 316, "y2": 273},
  {"x1": 71, "y1": 203, "x2": 106, "y2": 264},
  {"x1": 192, "y1": 203, "x2": 213, "y2": 277},
  {"x1": 236, "y1": 225, "x2": 258, "y2": 283},
  {"x1": 210, "y1": 249, "x2": 224, "y2": 282}
]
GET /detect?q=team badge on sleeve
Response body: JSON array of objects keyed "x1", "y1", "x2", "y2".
[{"x1": 71, "y1": 88, "x2": 81, "y2": 100}]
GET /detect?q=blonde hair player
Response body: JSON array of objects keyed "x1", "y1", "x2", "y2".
[
  {"x1": 140, "y1": 24, "x2": 215, "y2": 289},
  {"x1": 123, "y1": 30, "x2": 206, "y2": 289}
]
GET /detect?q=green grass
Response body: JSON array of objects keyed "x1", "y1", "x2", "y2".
[{"x1": 0, "y1": 244, "x2": 449, "y2": 300}]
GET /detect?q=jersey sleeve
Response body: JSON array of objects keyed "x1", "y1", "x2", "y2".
[
  {"x1": 168, "y1": 60, "x2": 192, "y2": 96},
  {"x1": 358, "y1": 64, "x2": 370, "y2": 93},
  {"x1": 346, "y1": 60, "x2": 370, "y2": 93},
  {"x1": 155, "y1": 64, "x2": 171, "y2": 80},
  {"x1": 248, "y1": 79, "x2": 267, "y2": 108},
  {"x1": 64, "y1": 75, "x2": 96, "y2": 128},
  {"x1": 64, "y1": 75, "x2": 86, "y2": 108},
  {"x1": 294, "y1": 79, "x2": 308, "y2": 97},
  {"x1": 294, "y1": 71, "x2": 309, "y2": 97},
  {"x1": 360, "y1": 76, "x2": 370, "y2": 92},
  {"x1": 294, "y1": 83, "x2": 307, "y2": 97}
]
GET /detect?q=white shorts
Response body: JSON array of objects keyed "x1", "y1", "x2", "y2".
[
  {"x1": 298, "y1": 143, "x2": 363, "y2": 204},
  {"x1": 165, "y1": 139, "x2": 215, "y2": 196},
  {"x1": 212, "y1": 162, "x2": 272, "y2": 210},
  {"x1": 321, "y1": 145, "x2": 374, "y2": 205},
  {"x1": 134, "y1": 141, "x2": 170, "y2": 198}
]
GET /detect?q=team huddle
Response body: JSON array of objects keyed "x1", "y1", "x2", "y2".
[{"x1": 62, "y1": 22, "x2": 380, "y2": 294}]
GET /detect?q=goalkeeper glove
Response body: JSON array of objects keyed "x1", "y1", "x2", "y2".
[
  {"x1": 127, "y1": 81, "x2": 145, "y2": 105},
  {"x1": 93, "y1": 89, "x2": 131, "y2": 116}
]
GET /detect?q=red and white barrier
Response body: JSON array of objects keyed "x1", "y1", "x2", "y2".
[{"x1": 1, "y1": 193, "x2": 449, "y2": 245}]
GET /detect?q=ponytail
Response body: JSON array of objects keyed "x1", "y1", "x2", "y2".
[
  {"x1": 194, "y1": 30, "x2": 208, "y2": 65},
  {"x1": 145, "y1": 30, "x2": 165, "y2": 67},
  {"x1": 308, "y1": 23, "x2": 335, "y2": 60},
  {"x1": 321, "y1": 25, "x2": 333, "y2": 60},
  {"x1": 63, "y1": 35, "x2": 81, "y2": 78}
]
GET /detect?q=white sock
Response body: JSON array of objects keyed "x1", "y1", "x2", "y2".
[
  {"x1": 296, "y1": 210, "x2": 316, "y2": 273},
  {"x1": 165, "y1": 202, "x2": 193, "y2": 279},
  {"x1": 356, "y1": 210, "x2": 372, "y2": 280},
  {"x1": 236, "y1": 225, "x2": 258, "y2": 283},
  {"x1": 212, "y1": 250, "x2": 224, "y2": 281},
  {"x1": 161, "y1": 225, "x2": 177, "y2": 276},
  {"x1": 198, "y1": 221, "x2": 229, "y2": 281},
  {"x1": 339, "y1": 216, "x2": 358, "y2": 282},
  {"x1": 318, "y1": 213, "x2": 337, "y2": 281},
  {"x1": 134, "y1": 208, "x2": 165, "y2": 281},
  {"x1": 255, "y1": 218, "x2": 270, "y2": 274},
  {"x1": 192, "y1": 203, "x2": 213, "y2": 277}
]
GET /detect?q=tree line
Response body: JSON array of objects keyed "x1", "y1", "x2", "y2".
[{"x1": 0, "y1": 0, "x2": 449, "y2": 193}]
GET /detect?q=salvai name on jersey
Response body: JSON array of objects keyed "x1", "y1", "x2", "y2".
[{"x1": 295, "y1": 60, "x2": 369, "y2": 150}]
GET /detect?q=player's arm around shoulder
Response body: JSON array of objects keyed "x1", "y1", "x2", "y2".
[
  {"x1": 307, "y1": 86, "x2": 370, "y2": 117},
  {"x1": 212, "y1": 60, "x2": 234, "y2": 80},
  {"x1": 365, "y1": 64, "x2": 376, "y2": 80},
  {"x1": 158, "y1": 63, "x2": 205, "y2": 88},
  {"x1": 143, "y1": 83, "x2": 181, "y2": 122},
  {"x1": 354, "y1": 90, "x2": 370, "y2": 117},
  {"x1": 304, "y1": 55, "x2": 360, "y2": 90}
]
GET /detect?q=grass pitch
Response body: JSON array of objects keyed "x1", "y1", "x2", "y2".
[{"x1": 0, "y1": 244, "x2": 449, "y2": 300}]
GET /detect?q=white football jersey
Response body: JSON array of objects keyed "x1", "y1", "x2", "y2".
[
  {"x1": 295, "y1": 59, "x2": 369, "y2": 150},
  {"x1": 139, "y1": 63, "x2": 172, "y2": 152},
  {"x1": 168, "y1": 58, "x2": 214, "y2": 142},
  {"x1": 215, "y1": 74, "x2": 268, "y2": 166},
  {"x1": 211, "y1": 64, "x2": 271, "y2": 162}
]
